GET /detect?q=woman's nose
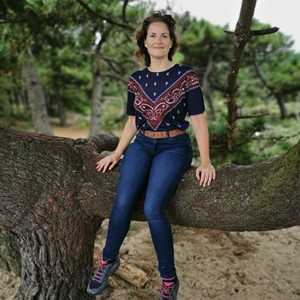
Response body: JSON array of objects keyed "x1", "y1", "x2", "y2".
[
  {"x1": 155, "y1": 36, "x2": 164, "y2": 42},
  {"x1": 155, "y1": 38, "x2": 163, "y2": 45}
]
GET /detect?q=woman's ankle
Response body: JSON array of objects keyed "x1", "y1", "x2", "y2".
[{"x1": 161, "y1": 275, "x2": 178, "y2": 283}]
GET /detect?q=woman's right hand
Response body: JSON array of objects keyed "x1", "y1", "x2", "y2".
[{"x1": 96, "y1": 151, "x2": 122, "y2": 173}]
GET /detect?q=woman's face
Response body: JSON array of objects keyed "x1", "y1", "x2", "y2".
[{"x1": 144, "y1": 21, "x2": 173, "y2": 60}]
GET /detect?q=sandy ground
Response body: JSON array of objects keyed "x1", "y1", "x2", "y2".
[
  {"x1": 2, "y1": 118, "x2": 300, "y2": 299},
  {"x1": 1, "y1": 222, "x2": 300, "y2": 300}
]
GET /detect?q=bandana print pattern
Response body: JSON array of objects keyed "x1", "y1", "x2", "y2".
[{"x1": 128, "y1": 70, "x2": 200, "y2": 130}]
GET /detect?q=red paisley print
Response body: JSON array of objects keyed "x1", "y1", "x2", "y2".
[{"x1": 128, "y1": 70, "x2": 200, "y2": 130}]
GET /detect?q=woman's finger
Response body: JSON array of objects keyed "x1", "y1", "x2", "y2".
[
  {"x1": 109, "y1": 161, "x2": 117, "y2": 170},
  {"x1": 96, "y1": 161, "x2": 104, "y2": 172},
  {"x1": 207, "y1": 174, "x2": 213, "y2": 186},
  {"x1": 96, "y1": 159, "x2": 103, "y2": 169},
  {"x1": 203, "y1": 173, "x2": 210, "y2": 186},
  {"x1": 203, "y1": 171, "x2": 211, "y2": 186},
  {"x1": 103, "y1": 162, "x2": 110, "y2": 173},
  {"x1": 200, "y1": 172, "x2": 208, "y2": 186}
]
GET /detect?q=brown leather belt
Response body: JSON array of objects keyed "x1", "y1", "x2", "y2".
[{"x1": 140, "y1": 129, "x2": 186, "y2": 139}]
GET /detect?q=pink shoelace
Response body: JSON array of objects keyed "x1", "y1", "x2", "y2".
[
  {"x1": 93, "y1": 254, "x2": 109, "y2": 283},
  {"x1": 158, "y1": 280, "x2": 176, "y2": 299}
]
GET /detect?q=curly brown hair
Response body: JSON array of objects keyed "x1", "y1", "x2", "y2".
[{"x1": 134, "y1": 11, "x2": 178, "y2": 67}]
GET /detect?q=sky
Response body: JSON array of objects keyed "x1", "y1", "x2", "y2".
[{"x1": 150, "y1": 0, "x2": 300, "y2": 51}]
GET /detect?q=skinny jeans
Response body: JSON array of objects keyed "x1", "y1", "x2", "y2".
[{"x1": 102, "y1": 130, "x2": 193, "y2": 278}]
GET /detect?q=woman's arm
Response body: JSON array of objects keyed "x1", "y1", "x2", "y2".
[
  {"x1": 96, "y1": 116, "x2": 137, "y2": 173},
  {"x1": 190, "y1": 111, "x2": 211, "y2": 166},
  {"x1": 113, "y1": 116, "x2": 138, "y2": 157},
  {"x1": 190, "y1": 111, "x2": 216, "y2": 186}
]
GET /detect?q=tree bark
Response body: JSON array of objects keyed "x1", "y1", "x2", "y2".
[
  {"x1": 15, "y1": 213, "x2": 101, "y2": 299},
  {"x1": 225, "y1": 0, "x2": 257, "y2": 151},
  {"x1": 0, "y1": 127, "x2": 299, "y2": 298},
  {"x1": 22, "y1": 48, "x2": 53, "y2": 135}
]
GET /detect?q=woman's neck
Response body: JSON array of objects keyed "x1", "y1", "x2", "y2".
[{"x1": 147, "y1": 60, "x2": 175, "y2": 72}]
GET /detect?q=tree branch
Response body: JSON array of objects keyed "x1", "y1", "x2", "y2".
[
  {"x1": 75, "y1": 0, "x2": 134, "y2": 31},
  {"x1": 0, "y1": 127, "x2": 299, "y2": 232},
  {"x1": 224, "y1": 26, "x2": 279, "y2": 36}
]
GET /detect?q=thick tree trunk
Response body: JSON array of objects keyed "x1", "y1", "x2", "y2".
[
  {"x1": 0, "y1": 127, "x2": 103, "y2": 299},
  {"x1": 22, "y1": 48, "x2": 53, "y2": 135},
  {"x1": 0, "y1": 127, "x2": 299, "y2": 298},
  {"x1": 15, "y1": 214, "x2": 102, "y2": 299}
]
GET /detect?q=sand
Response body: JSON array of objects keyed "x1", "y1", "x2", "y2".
[{"x1": 1, "y1": 220, "x2": 300, "y2": 300}]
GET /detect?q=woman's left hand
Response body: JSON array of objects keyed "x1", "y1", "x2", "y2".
[{"x1": 195, "y1": 162, "x2": 216, "y2": 187}]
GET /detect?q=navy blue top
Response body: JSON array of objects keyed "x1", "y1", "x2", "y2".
[{"x1": 126, "y1": 63, "x2": 205, "y2": 131}]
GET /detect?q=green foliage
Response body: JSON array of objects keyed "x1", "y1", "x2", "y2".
[
  {"x1": 0, "y1": 1, "x2": 299, "y2": 165},
  {"x1": 25, "y1": 0, "x2": 58, "y2": 15}
]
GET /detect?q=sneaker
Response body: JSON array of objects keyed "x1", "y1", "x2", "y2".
[
  {"x1": 86, "y1": 255, "x2": 120, "y2": 296},
  {"x1": 159, "y1": 277, "x2": 180, "y2": 300}
]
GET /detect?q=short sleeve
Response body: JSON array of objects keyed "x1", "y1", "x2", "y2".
[
  {"x1": 126, "y1": 77, "x2": 136, "y2": 116},
  {"x1": 185, "y1": 71, "x2": 205, "y2": 116}
]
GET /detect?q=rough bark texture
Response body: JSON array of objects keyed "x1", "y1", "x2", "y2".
[{"x1": 0, "y1": 127, "x2": 299, "y2": 299}]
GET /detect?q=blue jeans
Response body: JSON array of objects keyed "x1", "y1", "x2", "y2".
[{"x1": 102, "y1": 130, "x2": 193, "y2": 278}]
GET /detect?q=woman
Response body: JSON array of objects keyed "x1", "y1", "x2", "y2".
[{"x1": 87, "y1": 11, "x2": 216, "y2": 300}]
